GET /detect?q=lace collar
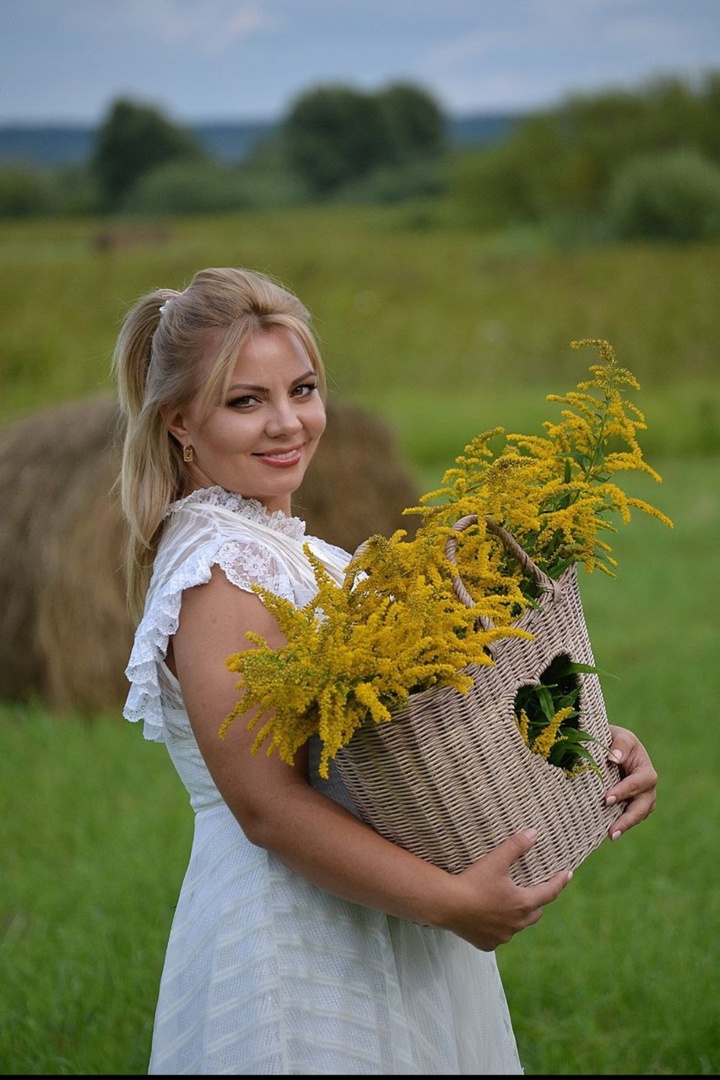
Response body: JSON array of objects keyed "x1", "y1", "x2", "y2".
[{"x1": 164, "y1": 486, "x2": 307, "y2": 541}]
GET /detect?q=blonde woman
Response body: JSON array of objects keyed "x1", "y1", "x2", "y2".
[{"x1": 113, "y1": 266, "x2": 657, "y2": 1075}]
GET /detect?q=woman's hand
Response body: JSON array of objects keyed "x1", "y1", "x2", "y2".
[
  {"x1": 449, "y1": 828, "x2": 573, "y2": 951},
  {"x1": 604, "y1": 724, "x2": 658, "y2": 840}
]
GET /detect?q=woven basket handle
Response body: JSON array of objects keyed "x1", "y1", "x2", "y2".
[{"x1": 445, "y1": 514, "x2": 561, "y2": 628}]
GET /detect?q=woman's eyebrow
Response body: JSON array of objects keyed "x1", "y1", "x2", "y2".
[{"x1": 226, "y1": 369, "x2": 316, "y2": 393}]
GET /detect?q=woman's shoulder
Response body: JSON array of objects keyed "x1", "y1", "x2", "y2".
[{"x1": 152, "y1": 486, "x2": 349, "y2": 607}]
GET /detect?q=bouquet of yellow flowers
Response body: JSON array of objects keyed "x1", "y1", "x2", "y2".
[{"x1": 221, "y1": 339, "x2": 672, "y2": 883}]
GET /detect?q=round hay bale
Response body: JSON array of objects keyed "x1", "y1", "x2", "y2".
[
  {"x1": 0, "y1": 395, "x2": 419, "y2": 715},
  {"x1": 295, "y1": 399, "x2": 421, "y2": 555}
]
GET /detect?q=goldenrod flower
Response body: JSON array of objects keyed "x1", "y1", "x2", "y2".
[{"x1": 222, "y1": 340, "x2": 672, "y2": 777}]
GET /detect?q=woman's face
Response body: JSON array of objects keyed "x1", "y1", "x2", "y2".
[{"x1": 166, "y1": 326, "x2": 326, "y2": 515}]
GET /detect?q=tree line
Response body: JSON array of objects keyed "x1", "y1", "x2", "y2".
[
  {"x1": 0, "y1": 82, "x2": 447, "y2": 219},
  {"x1": 2, "y1": 72, "x2": 720, "y2": 243},
  {"x1": 452, "y1": 70, "x2": 720, "y2": 242}
]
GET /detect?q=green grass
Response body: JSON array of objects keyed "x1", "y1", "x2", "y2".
[
  {"x1": 1, "y1": 207, "x2": 719, "y2": 1074},
  {"x1": 496, "y1": 456, "x2": 720, "y2": 1075},
  {"x1": 0, "y1": 457, "x2": 717, "y2": 1075},
  {"x1": 1, "y1": 207, "x2": 720, "y2": 453},
  {"x1": 365, "y1": 376, "x2": 720, "y2": 485},
  {"x1": 0, "y1": 707, "x2": 190, "y2": 1075}
]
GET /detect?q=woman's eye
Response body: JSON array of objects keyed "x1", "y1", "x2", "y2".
[
  {"x1": 228, "y1": 395, "x2": 256, "y2": 409},
  {"x1": 294, "y1": 381, "x2": 318, "y2": 398}
]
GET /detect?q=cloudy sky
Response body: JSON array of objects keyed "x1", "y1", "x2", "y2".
[{"x1": 1, "y1": 0, "x2": 719, "y2": 125}]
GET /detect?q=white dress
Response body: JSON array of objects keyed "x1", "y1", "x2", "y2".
[{"x1": 124, "y1": 486, "x2": 523, "y2": 1076}]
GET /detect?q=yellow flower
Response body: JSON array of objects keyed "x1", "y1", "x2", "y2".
[
  {"x1": 222, "y1": 339, "x2": 672, "y2": 777},
  {"x1": 529, "y1": 705, "x2": 575, "y2": 761}
]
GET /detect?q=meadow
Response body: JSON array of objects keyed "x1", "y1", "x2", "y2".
[{"x1": 1, "y1": 204, "x2": 718, "y2": 1074}]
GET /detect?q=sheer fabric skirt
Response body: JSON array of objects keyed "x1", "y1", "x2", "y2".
[{"x1": 147, "y1": 805, "x2": 522, "y2": 1075}]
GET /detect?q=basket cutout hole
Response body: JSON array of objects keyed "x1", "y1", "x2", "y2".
[{"x1": 513, "y1": 652, "x2": 594, "y2": 774}]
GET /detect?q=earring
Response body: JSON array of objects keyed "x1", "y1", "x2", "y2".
[{"x1": 183, "y1": 445, "x2": 194, "y2": 463}]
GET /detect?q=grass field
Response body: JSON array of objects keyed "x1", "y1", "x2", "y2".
[
  {"x1": 1, "y1": 205, "x2": 718, "y2": 1074},
  {"x1": 1, "y1": 206, "x2": 719, "y2": 461}
]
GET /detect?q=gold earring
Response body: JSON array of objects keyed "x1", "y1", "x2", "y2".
[{"x1": 183, "y1": 445, "x2": 194, "y2": 463}]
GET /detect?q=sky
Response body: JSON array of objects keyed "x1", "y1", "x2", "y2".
[{"x1": 1, "y1": 0, "x2": 720, "y2": 126}]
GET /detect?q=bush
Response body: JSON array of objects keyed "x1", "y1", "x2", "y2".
[
  {"x1": 223, "y1": 165, "x2": 308, "y2": 210},
  {"x1": 0, "y1": 166, "x2": 51, "y2": 217},
  {"x1": 123, "y1": 159, "x2": 307, "y2": 215},
  {"x1": 449, "y1": 144, "x2": 541, "y2": 229},
  {"x1": 334, "y1": 158, "x2": 449, "y2": 205},
  {"x1": 121, "y1": 160, "x2": 251, "y2": 215},
  {"x1": 604, "y1": 148, "x2": 720, "y2": 242},
  {"x1": 45, "y1": 165, "x2": 101, "y2": 216}
]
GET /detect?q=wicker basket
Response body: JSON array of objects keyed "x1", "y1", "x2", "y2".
[{"x1": 335, "y1": 515, "x2": 624, "y2": 886}]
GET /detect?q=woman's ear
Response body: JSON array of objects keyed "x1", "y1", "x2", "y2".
[{"x1": 160, "y1": 405, "x2": 189, "y2": 444}]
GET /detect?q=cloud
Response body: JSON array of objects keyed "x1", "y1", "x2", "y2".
[
  {"x1": 1, "y1": 0, "x2": 718, "y2": 123},
  {"x1": 419, "y1": 0, "x2": 720, "y2": 110},
  {"x1": 68, "y1": 0, "x2": 282, "y2": 55}
]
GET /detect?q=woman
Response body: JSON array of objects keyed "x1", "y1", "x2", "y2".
[{"x1": 114, "y1": 266, "x2": 657, "y2": 1075}]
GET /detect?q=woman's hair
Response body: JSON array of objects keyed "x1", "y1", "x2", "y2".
[{"x1": 112, "y1": 266, "x2": 326, "y2": 619}]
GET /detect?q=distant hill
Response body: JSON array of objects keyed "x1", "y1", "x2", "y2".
[
  {"x1": 0, "y1": 114, "x2": 522, "y2": 167},
  {"x1": 0, "y1": 120, "x2": 275, "y2": 166},
  {"x1": 450, "y1": 113, "x2": 522, "y2": 147}
]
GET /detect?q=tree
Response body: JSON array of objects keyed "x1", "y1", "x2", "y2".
[
  {"x1": 450, "y1": 70, "x2": 720, "y2": 231},
  {"x1": 282, "y1": 84, "x2": 392, "y2": 197},
  {"x1": 91, "y1": 98, "x2": 206, "y2": 209},
  {"x1": 375, "y1": 82, "x2": 447, "y2": 163},
  {"x1": 281, "y1": 82, "x2": 447, "y2": 198}
]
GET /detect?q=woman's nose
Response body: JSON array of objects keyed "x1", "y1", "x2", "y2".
[{"x1": 265, "y1": 400, "x2": 302, "y2": 436}]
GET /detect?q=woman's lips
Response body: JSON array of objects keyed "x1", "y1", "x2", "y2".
[{"x1": 254, "y1": 447, "x2": 303, "y2": 467}]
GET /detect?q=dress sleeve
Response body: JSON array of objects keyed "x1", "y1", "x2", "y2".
[
  {"x1": 214, "y1": 537, "x2": 297, "y2": 604},
  {"x1": 122, "y1": 536, "x2": 295, "y2": 743}
]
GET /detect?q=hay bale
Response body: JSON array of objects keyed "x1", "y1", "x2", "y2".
[
  {"x1": 295, "y1": 399, "x2": 421, "y2": 554},
  {"x1": 0, "y1": 395, "x2": 419, "y2": 714}
]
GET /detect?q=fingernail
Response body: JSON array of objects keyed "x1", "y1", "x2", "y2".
[
  {"x1": 566, "y1": 869, "x2": 574, "y2": 882},
  {"x1": 606, "y1": 794, "x2": 617, "y2": 806},
  {"x1": 611, "y1": 829, "x2": 622, "y2": 841},
  {"x1": 523, "y1": 828, "x2": 537, "y2": 841},
  {"x1": 609, "y1": 748, "x2": 623, "y2": 763}
]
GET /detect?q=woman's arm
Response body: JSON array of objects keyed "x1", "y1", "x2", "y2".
[{"x1": 170, "y1": 566, "x2": 572, "y2": 952}]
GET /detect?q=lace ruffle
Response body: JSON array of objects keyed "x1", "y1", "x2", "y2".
[
  {"x1": 124, "y1": 537, "x2": 298, "y2": 742},
  {"x1": 124, "y1": 489, "x2": 349, "y2": 744},
  {"x1": 164, "y1": 486, "x2": 307, "y2": 541}
]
